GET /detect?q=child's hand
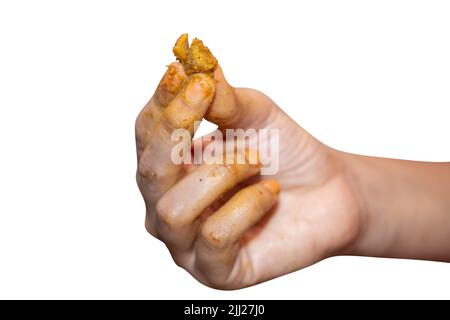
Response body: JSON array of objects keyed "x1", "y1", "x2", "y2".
[{"x1": 135, "y1": 62, "x2": 361, "y2": 289}]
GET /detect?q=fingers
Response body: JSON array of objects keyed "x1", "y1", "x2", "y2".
[
  {"x1": 199, "y1": 179, "x2": 280, "y2": 250},
  {"x1": 135, "y1": 62, "x2": 187, "y2": 157},
  {"x1": 155, "y1": 151, "x2": 260, "y2": 249},
  {"x1": 205, "y1": 65, "x2": 274, "y2": 129},
  {"x1": 155, "y1": 62, "x2": 188, "y2": 108},
  {"x1": 194, "y1": 179, "x2": 280, "y2": 285},
  {"x1": 137, "y1": 73, "x2": 215, "y2": 201},
  {"x1": 204, "y1": 65, "x2": 240, "y2": 127},
  {"x1": 162, "y1": 73, "x2": 215, "y2": 131}
]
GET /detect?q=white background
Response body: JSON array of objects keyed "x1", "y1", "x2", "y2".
[{"x1": 0, "y1": 0, "x2": 449, "y2": 299}]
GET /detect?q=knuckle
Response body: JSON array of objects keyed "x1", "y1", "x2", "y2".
[
  {"x1": 155, "y1": 199, "x2": 180, "y2": 228},
  {"x1": 145, "y1": 218, "x2": 159, "y2": 238},
  {"x1": 170, "y1": 250, "x2": 190, "y2": 269},
  {"x1": 137, "y1": 158, "x2": 157, "y2": 180},
  {"x1": 200, "y1": 222, "x2": 228, "y2": 250}
]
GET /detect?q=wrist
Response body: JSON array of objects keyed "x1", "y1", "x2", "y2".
[{"x1": 329, "y1": 149, "x2": 377, "y2": 257}]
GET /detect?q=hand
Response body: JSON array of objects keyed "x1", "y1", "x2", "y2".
[{"x1": 135, "y1": 62, "x2": 361, "y2": 289}]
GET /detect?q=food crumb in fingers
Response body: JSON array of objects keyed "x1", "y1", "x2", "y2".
[
  {"x1": 173, "y1": 33, "x2": 218, "y2": 75},
  {"x1": 173, "y1": 33, "x2": 189, "y2": 62}
]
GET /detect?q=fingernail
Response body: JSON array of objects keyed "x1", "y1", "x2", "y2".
[
  {"x1": 183, "y1": 75, "x2": 214, "y2": 107},
  {"x1": 262, "y1": 179, "x2": 281, "y2": 195},
  {"x1": 160, "y1": 64, "x2": 185, "y2": 95},
  {"x1": 168, "y1": 64, "x2": 178, "y2": 76}
]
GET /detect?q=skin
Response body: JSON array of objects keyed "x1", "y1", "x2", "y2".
[{"x1": 135, "y1": 62, "x2": 450, "y2": 290}]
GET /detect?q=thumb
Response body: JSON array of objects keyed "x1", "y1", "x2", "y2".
[{"x1": 206, "y1": 65, "x2": 274, "y2": 129}]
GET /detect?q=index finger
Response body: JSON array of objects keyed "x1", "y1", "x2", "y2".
[
  {"x1": 135, "y1": 62, "x2": 187, "y2": 159},
  {"x1": 137, "y1": 73, "x2": 216, "y2": 203}
]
